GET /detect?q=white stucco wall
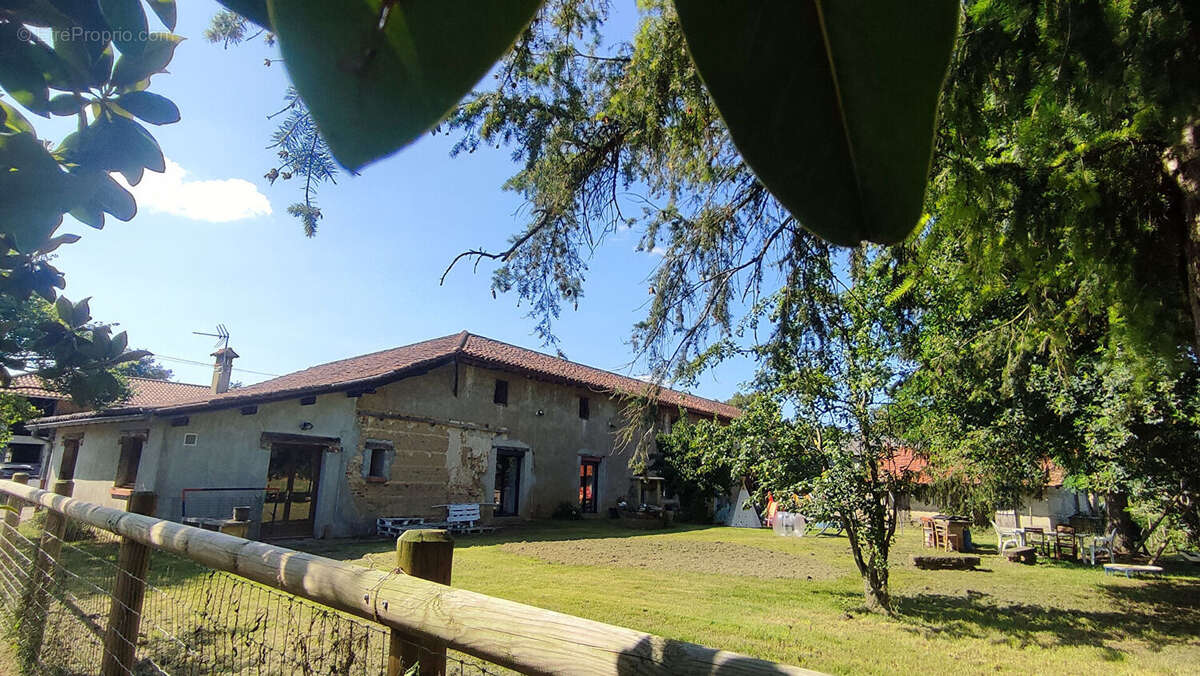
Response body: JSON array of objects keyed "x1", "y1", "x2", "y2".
[
  {"x1": 44, "y1": 394, "x2": 358, "y2": 537},
  {"x1": 153, "y1": 394, "x2": 359, "y2": 537},
  {"x1": 44, "y1": 420, "x2": 146, "y2": 511}
]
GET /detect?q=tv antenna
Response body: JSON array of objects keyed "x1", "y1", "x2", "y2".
[{"x1": 193, "y1": 324, "x2": 230, "y2": 351}]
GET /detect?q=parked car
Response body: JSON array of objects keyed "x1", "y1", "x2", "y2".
[{"x1": 0, "y1": 463, "x2": 39, "y2": 480}]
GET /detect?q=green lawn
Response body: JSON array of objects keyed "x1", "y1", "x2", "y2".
[{"x1": 300, "y1": 521, "x2": 1200, "y2": 675}]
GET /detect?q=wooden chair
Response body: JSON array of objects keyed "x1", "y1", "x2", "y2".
[
  {"x1": 1023, "y1": 527, "x2": 1048, "y2": 556},
  {"x1": 934, "y1": 520, "x2": 958, "y2": 552},
  {"x1": 1054, "y1": 524, "x2": 1077, "y2": 561},
  {"x1": 921, "y1": 517, "x2": 936, "y2": 548}
]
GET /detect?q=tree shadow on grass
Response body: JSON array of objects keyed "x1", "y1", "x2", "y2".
[
  {"x1": 289, "y1": 521, "x2": 721, "y2": 560},
  {"x1": 451, "y1": 521, "x2": 716, "y2": 550},
  {"x1": 615, "y1": 635, "x2": 808, "y2": 675},
  {"x1": 895, "y1": 576, "x2": 1200, "y2": 654}
]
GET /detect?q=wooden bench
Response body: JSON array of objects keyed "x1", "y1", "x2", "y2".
[
  {"x1": 911, "y1": 555, "x2": 980, "y2": 570},
  {"x1": 1103, "y1": 563, "x2": 1164, "y2": 578}
]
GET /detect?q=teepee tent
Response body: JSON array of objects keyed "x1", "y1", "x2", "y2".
[{"x1": 728, "y1": 481, "x2": 762, "y2": 528}]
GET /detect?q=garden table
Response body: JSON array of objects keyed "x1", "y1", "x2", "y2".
[{"x1": 933, "y1": 516, "x2": 971, "y2": 552}]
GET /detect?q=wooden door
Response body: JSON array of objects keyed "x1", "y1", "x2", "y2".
[{"x1": 261, "y1": 443, "x2": 322, "y2": 539}]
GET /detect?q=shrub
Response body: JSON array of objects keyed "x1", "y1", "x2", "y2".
[{"x1": 551, "y1": 502, "x2": 582, "y2": 520}]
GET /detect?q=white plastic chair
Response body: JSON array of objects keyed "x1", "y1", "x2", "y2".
[
  {"x1": 1087, "y1": 529, "x2": 1116, "y2": 566},
  {"x1": 993, "y1": 521, "x2": 1021, "y2": 553}
]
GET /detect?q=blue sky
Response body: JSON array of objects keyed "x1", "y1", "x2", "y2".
[{"x1": 46, "y1": 1, "x2": 755, "y2": 400}]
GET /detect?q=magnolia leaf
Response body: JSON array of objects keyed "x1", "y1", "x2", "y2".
[
  {"x1": 42, "y1": 233, "x2": 83, "y2": 252},
  {"x1": 94, "y1": 173, "x2": 136, "y2": 221},
  {"x1": 69, "y1": 201, "x2": 105, "y2": 229},
  {"x1": 110, "y1": 330, "x2": 128, "y2": 357},
  {"x1": 54, "y1": 296, "x2": 73, "y2": 324},
  {"x1": 268, "y1": 0, "x2": 542, "y2": 170},
  {"x1": 60, "y1": 114, "x2": 164, "y2": 185},
  {"x1": 0, "y1": 100, "x2": 35, "y2": 134},
  {"x1": 111, "y1": 33, "x2": 183, "y2": 87},
  {"x1": 146, "y1": 0, "x2": 178, "y2": 32},
  {"x1": 100, "y1": 0, "x2": 149, "y2": 57},
  {"x1": 217, "y1": 0, "x2": 271, "y2": 31},
  {"x1": 71, "y1": 296, "x2": 92, "y2": 329},
  {"x1": 48, "y1": 93, "x2": 84, "y2": 116},
  {"x1": 0, "y1": 23, "x2": 50, "y2": 114},
  {"x1": 0, "y1": 131, "x2": 74, "y2": 252},
  {"x1": 114, "y1": 348, "x2": 151, "y2": 365},
  {"x1": 675, "y1": 1, "x2": 959, "y2": 246},
  {"x1": 114, "y1": 90, "x2": 179, "y2": 124},
  {"x1": 91, "y1": 43, "x2": 115, "y2": 87}
]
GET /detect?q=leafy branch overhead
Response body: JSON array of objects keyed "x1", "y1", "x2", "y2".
[
  {"x1": 219, "y1": 0, "x2": 958, "y2": 248},
  {"x1": 1, "y1": 0, "x2": 182, "y2": 405}
]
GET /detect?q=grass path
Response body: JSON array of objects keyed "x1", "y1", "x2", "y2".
[{"x1": 301, "y1": 521, "x2": 1200, "y2": 675}]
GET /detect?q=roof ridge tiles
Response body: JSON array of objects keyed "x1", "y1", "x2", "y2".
[{"x1": 28, "y1": 331, "x2": 741, "y2": 424}]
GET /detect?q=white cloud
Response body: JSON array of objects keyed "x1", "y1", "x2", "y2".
[
  {"x1": 119, "y1": 159, "x2": 272, "y2": 222},
  {"x1": 649, "y1": 245, "x2": 667, "y2": 256}
]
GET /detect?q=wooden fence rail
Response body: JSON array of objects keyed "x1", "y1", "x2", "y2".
[{"x1": 0, "y1": 479, "x2": 818, "y2": 676}]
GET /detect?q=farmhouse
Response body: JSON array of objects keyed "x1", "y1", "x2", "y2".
[
  {"x1": 891, "y1": 446, "x2": 1102, "y2": 530},
  {"x1": 27, "y1": 332, "x2": 737, "y2": 538},
  {"x1": 3, "y1": 374, "x2": 208, "y2": 482}
]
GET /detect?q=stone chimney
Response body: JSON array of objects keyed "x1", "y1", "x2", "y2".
[{"x1": 210, "y1": 347, "x2": 239, "y2": 394}]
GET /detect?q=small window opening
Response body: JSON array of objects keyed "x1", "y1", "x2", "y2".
[
  {"x1": 493, "y1": 379, "x2": 508, "y2": 405},
  {"x1": 115, "y1": 437, "x2": 144, "y2": 488},
  {"x1": 579, "y1": 397, "x2": 590, "y2": 420},
  {"x1": 300, "y1": 395, "x2": 317, "y2": 406},
  {"x1": 240, "y1": 405, "x2": 258, "y2": 415},
  {"x1": 368, "y1": 448, "x2": 388, "y2": 479},
  {"x1": 183, "y1": 433, "x2": 199, "y2": 447}
]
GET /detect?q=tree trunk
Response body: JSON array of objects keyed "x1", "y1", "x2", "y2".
[
  {"x1": 861, "y1": 566, "x2": 891, "y2": 614},
  {"x1": 1105, "y1": 492, "x2": 1141, "y2": 554},
  {"x1": 1163, "y1": 122, "x2": 1200, "y2": 351}
]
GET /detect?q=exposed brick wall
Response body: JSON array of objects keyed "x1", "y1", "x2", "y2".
[{"x1": 347, "y1": 414, "x2": 453, "y2": 520}]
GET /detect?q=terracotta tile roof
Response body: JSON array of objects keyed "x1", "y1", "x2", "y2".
[
  {"x1": 884, "y1": 446, "x2": 1066, "y2": 487},
  {"x1": 124, "y1": 377, "x2": 210, "y2": 407},
  {"x1": 6, "y1": 374, "x2": 207, "y2": 407},
  {"x1": 5, "y1": 374, "x2": 68, "y2": 401},
  {"x1": 884, "y1": 445, "x2": 929, "y2": 480},
  {"x1": 33, "y1": 331, "x2": 740, "y2": 424}
]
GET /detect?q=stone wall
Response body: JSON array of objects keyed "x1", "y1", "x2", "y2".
[
  {"x1": 346, "y1": 361, "x2": 648, "y2": 525},
  {"x1": 347, "y1": 415, "x2": 452, "y2": 521}
]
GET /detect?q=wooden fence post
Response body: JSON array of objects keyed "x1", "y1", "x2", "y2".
[
  {"x1": 100, "y1": 491, "x2": 157, "y2": 676},
  {"x1": 388, "y1": 529, "x2": 454, "y2": 676},
  {"x1": 17, "y1": 479, "x2": 73, "y2": 667},
  {"x1": 1, "y1": 472, "x2": 29, "y2": 568}
]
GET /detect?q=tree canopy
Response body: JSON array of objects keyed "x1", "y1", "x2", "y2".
[
  {"x1": 891, "y1": 0, "x2": 1200, "y2": 550},
  {"x1": 1, "y1": 0, "x2": 178, "y2": 403}
]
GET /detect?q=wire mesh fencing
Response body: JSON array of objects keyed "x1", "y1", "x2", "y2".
[
  {"x1": 178, "y1": 487, "x2": 265, "y2": 522},
  {"x1": 0, "y1": 495, "x2": 508, "y2": 675}
]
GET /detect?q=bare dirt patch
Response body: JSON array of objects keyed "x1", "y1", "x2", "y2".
[{"x1": 500, "y1": 537, "x2": 852, "y2": 580}]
